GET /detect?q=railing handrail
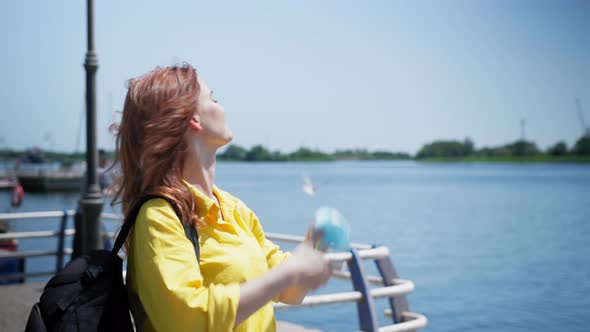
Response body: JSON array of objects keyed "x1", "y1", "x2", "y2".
[
  {"x1": 265, "y1": 232, "x2": 373, "y2": 250},
  {"x1": 380, "y1": 312, "x2": 428, "y2": 332},
  {"x1": 0, "y1": 210, "x2": 76, "y2": 220},
  {"x1": 1, "y1": 228, "x2": 390, "y2": 264},
  {"x1": 100, "y1": 212, "x2": 122, "y2": 221},
  {"x1": 0, "y1": 212, "x2": 375, "y2": 250},
  {"x1": 273, "y1": 280, "x2": 414, "y2": 309},
  {"x1": 0, "y1": 248, "x2": 73, "y2": 259},
  {"x1": 0, "y1": 213, "x2": 374, "y2": 247},
  {"x1": 0, "y1": 229, "x2": 76, "y2": 240}
]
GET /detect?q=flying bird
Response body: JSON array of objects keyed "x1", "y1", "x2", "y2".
[{"x1": 302, "y1": 173, "x2": 316, "y2": 197}]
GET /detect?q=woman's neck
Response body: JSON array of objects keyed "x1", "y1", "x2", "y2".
[{"x1": 182, "y1": 142, "x2": 217, "y2": 199}]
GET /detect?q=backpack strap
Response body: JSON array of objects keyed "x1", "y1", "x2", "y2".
[
  {"x1": 183, "y1": 221, "x2": 200, "y2": 263},
  {"x1": 111, "y1": 195, "x2": 200, "y2": 263}
]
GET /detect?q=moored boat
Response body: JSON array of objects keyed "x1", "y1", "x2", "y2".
[{"x1": 15, "y1": 168, "x2": 82, "y2": 192}]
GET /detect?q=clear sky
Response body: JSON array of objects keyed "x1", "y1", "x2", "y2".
[{"x1": 0, "y1": 0, "x2": 588, "y2": 154}]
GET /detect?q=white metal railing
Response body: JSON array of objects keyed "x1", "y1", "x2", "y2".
[
  {"x1": 101, "y1": 212, "x2": 122, "y2": 221},
  {"x1": 265, "y1": 232, "x2": 373, "y2": 250},
  {"x1": 0, "y1": 210, "x2": 95, "y2": 282},
  {"x1": 0, "y1": 210, "x2": 76, "y2": 220},
  {"x1": 381, "y1": 312, "x2": 429, "y2": 332},
  {"x1": 324, "y1": 246, "x2": 390, "y2": 262},
  {"x1": 332, "y1": 270, "x2": 386, "y2": 285},
  {"x1": 0, "y1": 210, "x2": 427, "y2": 332},
  {"x1": 273, "y1": 279, "x2": 414, "y2": 309},
  {"x1": 0, "y1": 229, "x2": 75, "y2": 240}
]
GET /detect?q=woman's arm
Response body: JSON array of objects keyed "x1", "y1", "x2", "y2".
[
  {"x1": 235, "y1": 257, "x2": 296, "y2": 325},
  {"x1": 235, "y1": 241, "x2": 331, "y2": 327}
]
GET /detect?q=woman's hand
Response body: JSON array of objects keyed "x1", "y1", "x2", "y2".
[{"x1": 285, "y1": 241, "x2": 332, "y2": 290}]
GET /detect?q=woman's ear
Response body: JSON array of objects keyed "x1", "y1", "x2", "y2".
[{"x1": 188, "y1": 114, "x2": 202, "y2": 132}]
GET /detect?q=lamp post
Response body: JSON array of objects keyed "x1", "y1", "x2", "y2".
[{"x1": 77, "y1": 0, "x2": 104, "y2": 255}]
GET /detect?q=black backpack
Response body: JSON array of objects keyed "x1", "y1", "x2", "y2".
[{"x1": 25, "y1": 195, "x2": 200, "y2": 332}]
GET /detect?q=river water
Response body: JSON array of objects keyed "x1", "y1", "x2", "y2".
[{"x1": 1, "y1": 161, "x2": 589, "y2": 331}]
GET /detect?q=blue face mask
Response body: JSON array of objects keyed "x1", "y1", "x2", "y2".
[{"x1": 311, "y1": 206, "x2": 351, "y2": 252}]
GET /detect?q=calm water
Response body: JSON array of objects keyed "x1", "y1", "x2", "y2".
[{"x1": 1, "y1": 161, "x2": 589, "y2": 332}]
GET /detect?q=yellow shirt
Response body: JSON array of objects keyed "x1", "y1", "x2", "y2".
[{"x1": 126, "y1": 183, "x2": 290, "y2": 332}]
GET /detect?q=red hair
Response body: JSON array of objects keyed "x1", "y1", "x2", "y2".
[{"x1": 112, "y1": 64, "x2": 203, "y2": 229}]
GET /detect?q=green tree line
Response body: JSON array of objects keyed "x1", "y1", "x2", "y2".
[
  {"x1": 217, "y1": 145, "x2": 411, "y2": 162},
  {"x1": 415, "y1": 134, "x2": 590, "y2": 160},
  {"x1": 1, "y1": 134, "x2": 588, "y2": 163}
]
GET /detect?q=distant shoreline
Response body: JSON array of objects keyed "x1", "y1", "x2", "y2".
[
  {"x1": 216, "y1": 156, "x2": 590, "y2": 163},
  {"x1": 415, "y1": 155, "x2": 590, "y2": 163}
]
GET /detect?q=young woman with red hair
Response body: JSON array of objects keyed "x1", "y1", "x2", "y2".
[{"x1": 113, "y1": 64, "x2": 331, "y2": 332}]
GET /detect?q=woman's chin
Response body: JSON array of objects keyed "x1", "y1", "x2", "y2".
[
  {"x1": 218, "y1": 131, "x2": 234, "y2": 146},
  {"x1": 224, "y1": 131, "x2": 234, "y2": 143}
]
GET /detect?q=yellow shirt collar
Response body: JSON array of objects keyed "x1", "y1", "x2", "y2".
[{"x1": 183, "y1": 180, "x2": 234, "y2": 224}]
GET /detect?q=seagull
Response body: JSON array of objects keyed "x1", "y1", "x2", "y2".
[{"x1": 302, "y1": 173, "x2": 316, "y2": 197}]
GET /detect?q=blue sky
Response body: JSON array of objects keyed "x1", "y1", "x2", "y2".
[{"x1": 0, "y1": 0, "x2": 588, "y2": 154}]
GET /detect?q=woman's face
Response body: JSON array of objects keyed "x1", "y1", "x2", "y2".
[{"x1": 193, "y1": 79, "x2": 233, "y2": 147}]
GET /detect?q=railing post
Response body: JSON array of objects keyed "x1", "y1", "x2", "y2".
[
  {"x1": 17, "y1": 256, "x2": 25, "y2": 284},
  {"x1": 55, "y1": 210, "x2": 68, "y2": 272},
  {"x1": 347, "y1": 248, "x2": 379, "y2": 332},
  {"x1": 372, "y1": 244, "x2": 411, "y2": 325}
]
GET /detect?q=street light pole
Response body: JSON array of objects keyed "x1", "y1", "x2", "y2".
[{"x1": 77, "y1": 0, "x2": 104, "y2": 255}]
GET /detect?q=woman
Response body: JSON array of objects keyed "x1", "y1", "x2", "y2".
[{"x1": 113, "y1": 64, "x2": 331, "y2": 332}]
